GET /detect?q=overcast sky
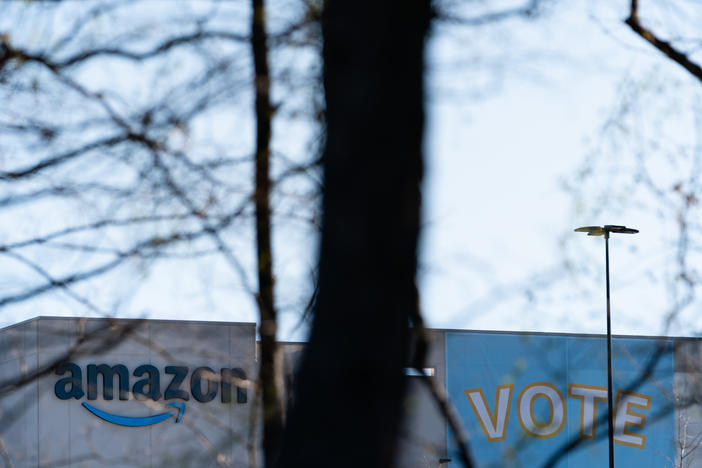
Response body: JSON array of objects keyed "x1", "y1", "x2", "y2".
[
  {"x1": 2, "y1": 0, "x2": 701, "y2": 342},
  {"x1": 421, "y1": 0, "x2": 701, "y2": 338}
]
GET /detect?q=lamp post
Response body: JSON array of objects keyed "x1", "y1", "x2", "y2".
[{"x1": 574, "y1": 225, "x2": 638, "y2": 468}]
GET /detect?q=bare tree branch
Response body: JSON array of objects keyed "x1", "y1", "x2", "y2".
[
  {"x1": 252, "y1": 0, "x2": 284, "y2": 465},
  {"x1": 57, "y1": 31, "x2": 249, "y2": 68},
  {"x1": 0, "y1": 135, "x2": 126, "y2": 180},
  {"x1": 409, "y1": 311, "x2": 475, "y2": 468},
  {"x1": 625, "y1": 0, "x2": 702, "y2": 83},
  {"x1": 436, "y1": 0, "x2": 543, "y2": 26}
]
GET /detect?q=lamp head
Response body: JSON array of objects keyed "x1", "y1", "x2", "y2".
[
  {"x1": 603, "y1": 225, "x2": 639, "y2": 234},
  {"x1": 575, "y1": 225, "x2": 639, "y2": 236},
  {"x1": 575, "y1": 226, "x2": 605, "y2": 236}
]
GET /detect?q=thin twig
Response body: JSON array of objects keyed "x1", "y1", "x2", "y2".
[{"x1": 410, "y1": 309, "x2": 475, "y2": 468}]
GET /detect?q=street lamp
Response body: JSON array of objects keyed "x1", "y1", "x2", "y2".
[{"x1": 574, "y1": 225, "x2": 638, "y2": 468}]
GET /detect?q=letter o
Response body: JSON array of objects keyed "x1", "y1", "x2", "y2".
[
  {"x1": 518, "y1": 382, "x2": 566, "y2": 438},
  {"x1": 191, "y1": 367, "x2": 218, "y2": 402}
]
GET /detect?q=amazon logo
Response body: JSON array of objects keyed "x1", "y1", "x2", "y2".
[{"x1": 54, "y1": 362, "x2": 248, "y2": 427}]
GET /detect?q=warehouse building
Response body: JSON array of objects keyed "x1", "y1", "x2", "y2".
[{"x1": 1, "y1": 317, "x2": 700, "y2": 467}]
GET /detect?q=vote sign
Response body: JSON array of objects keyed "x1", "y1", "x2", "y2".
[{"x1": 445, "y1": 332, "x2": 675, "y2": 467}]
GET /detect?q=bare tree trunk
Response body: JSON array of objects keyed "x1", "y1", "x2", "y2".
[
  {"x1": 251, "y1": 0, "x2": 283, "y2": 466},
  {"x1": 276, "y1": 1, "x2": 432, "y2": 466}
]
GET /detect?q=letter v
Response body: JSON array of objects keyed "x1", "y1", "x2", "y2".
[{"x1": 464, "y1": 385, "x2": 513, "y2": 441}]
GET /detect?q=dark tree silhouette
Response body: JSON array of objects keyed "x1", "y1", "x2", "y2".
[{"x1": 276, "y1": 1, "x2": 432, "y2": 466}]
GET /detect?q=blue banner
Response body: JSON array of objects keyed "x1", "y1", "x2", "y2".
[{"x1": 445, "y1": 332, "x2": 675, "y2": 467}]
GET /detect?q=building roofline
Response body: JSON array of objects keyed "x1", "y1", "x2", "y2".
[
  {"x1": 0, "y1": 315, "x2": 256, "y2": 333},
  {"x1": 3, "y1": 316, "x2": 702, "y2": 342},
  {"x1": 430, "y1": 326, "x2": 696, "y2": 340}
]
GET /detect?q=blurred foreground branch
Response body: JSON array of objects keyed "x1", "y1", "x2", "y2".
[{"x1": 625, "y1": 0, "x2": 702, "y2": 83}]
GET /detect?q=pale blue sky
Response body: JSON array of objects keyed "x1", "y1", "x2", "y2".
[
  {"x1": 2, "y1": 0, "x2": 701, "y2": 341},
  {"x1": 421, "y1": 0, "x2": 701, "y2": 337}
]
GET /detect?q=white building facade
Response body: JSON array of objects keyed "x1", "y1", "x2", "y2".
[{"x1": 2, "y1": 317, "x2": 702, "y2": 467}]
